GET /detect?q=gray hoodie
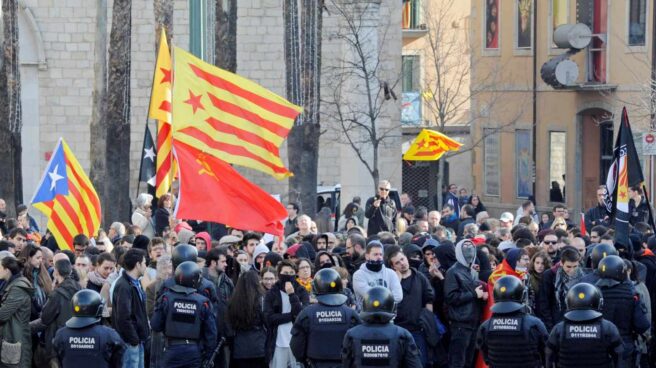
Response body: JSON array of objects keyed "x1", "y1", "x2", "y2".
[{"x1": 352, "y1": 262, "x2": 403, "y2": 309}]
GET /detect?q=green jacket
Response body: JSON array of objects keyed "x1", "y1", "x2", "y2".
[{"x1": 0, "y1": 276, "x2": 34, "y2": 368}]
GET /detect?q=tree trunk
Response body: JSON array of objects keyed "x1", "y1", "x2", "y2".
[
  {"x1": 0, "y1": 0, "x2": 22, "y2": 215},
  {"x1": 215, "y1": 0, "x2": 237, "y2": 72},
  {"x1": 89, "y1": 0, "x2": 108, "y2": 225},
  {"x1": 285, "y1": 0, "x2": 322, "y2": 216},
  {"x1": 154, "y1": 0, "x2": 173, "y2": 46},
  {"x1": 104, "y1": 0, "x2": 132, "y2": 223},
  {"x1": 437, "y1": 157, "x2": 446, "y2": 209}
]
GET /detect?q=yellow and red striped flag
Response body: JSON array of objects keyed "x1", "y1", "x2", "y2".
[
  {"x1": 403, "y1": 129, "x2": 462, "y2": 161},
  {"x1": 171, "y1": 47, "x2": 302, "y2": 179},
  {"x1": 31, "y1": 139, "x2": 101, "y2": 250},
  {"x1": 149, "y1": 29, "x2": 174, "y2": 197}
]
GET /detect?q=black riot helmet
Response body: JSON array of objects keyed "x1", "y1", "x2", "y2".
[
  {"x1": 172, "y1": 244, "x2": 198, "y2": 269},
  {"x1": 491, "y1": 275, "x2": 525, "y2": 314},
  {"x1": 312, "y1": 268, "x2": 347, "y2": 306},
  {"x1": 598, "y1": 255, "x2": 627, "y2": 281},
  {"x1": 590, "y1": 243, "x2": 618, "y2": 269},
  {"x1": 66, "y1": 289, "x2": 104, "y2": 328},
  {"x1": 360, "y1": 286, "x2": 396, "y2": 324},
  {"x1": 175, "y1": 261, "x2": 202, "y2": 289},
  {"x1": 565, "y1": 283, "x2": 603, "y2": 322}
]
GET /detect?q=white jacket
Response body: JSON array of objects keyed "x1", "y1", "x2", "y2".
[{"x1": 352, "y1": 262, "x2": 403, "y2": 308}]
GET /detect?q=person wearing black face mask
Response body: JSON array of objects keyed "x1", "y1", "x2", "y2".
[
  {"x1": 352, "y1": 241, "x2": 403, "y2": 310},
  {"x1": 263, "y1": 260, "x2": 310, "y2": 366},
  {"x1": 315, "y1": 251, "x2": 336, "y2": 271},
  {"x1": 389, "y1": 249, "x2": 434, "y2": 367}
]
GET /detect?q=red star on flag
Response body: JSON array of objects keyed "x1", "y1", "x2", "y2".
[
  {"x1": 160, "y1": 67, "x2": 172, "y2": 84},
  {"x1": 184, "y1": 90, "x2": 204, "y2": 114}
]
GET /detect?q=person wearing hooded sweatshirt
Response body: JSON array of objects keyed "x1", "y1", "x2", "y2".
[
  {"x1": 194, "y1": 231, "x2": 212, "y2": 254},
  {"x1": 352, "y1": 241, "x2": 403, "y2": 310},
  {"x1": 444, "y1": 239, "x2": 488, "y2": 368},
  {"x1": 482, "y1": 248, "x2": 530, "y2": 320},
  {"x1": 251, "y1": 243, "x2": 270, "y2": 272}
]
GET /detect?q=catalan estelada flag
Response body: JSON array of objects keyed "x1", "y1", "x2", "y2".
[
  {"x1": 171, "y1": 47, "x2": 302, "y2": 179},
  {"x1": 403, "y1": 128, "x2": 462, "y2": 161},
  {"x1": 149, "y1": 29, "x2": 174, "y2": 197},
  {"x1": 31, "y1": 139, "x2": 101, "y2": 250}
]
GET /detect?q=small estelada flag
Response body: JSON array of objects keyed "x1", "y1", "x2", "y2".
[{"x1": 403, "y1": 129, "x2": 462, "y2": 161}]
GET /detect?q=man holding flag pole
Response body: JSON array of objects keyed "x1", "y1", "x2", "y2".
[{"x1": 604, "y1": 107, "x2": 655, "y2": 255}]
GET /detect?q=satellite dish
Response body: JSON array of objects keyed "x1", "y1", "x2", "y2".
[{"x1": 553, "y1": 23, "x2": 592, "y2": 49}]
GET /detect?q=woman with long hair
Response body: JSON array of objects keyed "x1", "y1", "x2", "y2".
[
  {"x1": 19, "y1": 244, "x2": 52, "y2": 321},
  {"x1": 338, "y1": 202, "x2": 360, "y2": 231},
  {"x1": 227, "y1": 270, "x2": 267, "y2": 368},
  {"x1": 0, "y1": 256, "x2": 34, "y2": 368},
  {"x1": 260, "y1": 266, "x2": 277, "y2": 291},
  {"x1": 528, "y1": 251, "x2": 552, "y2": 315},
  {"x1": 467, "y1": 195, "x2": 487, "y2": 215}
]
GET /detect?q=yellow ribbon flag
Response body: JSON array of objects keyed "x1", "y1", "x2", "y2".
[{"x1": 403, "y1": 129, "x2": 462, "y2": 161}]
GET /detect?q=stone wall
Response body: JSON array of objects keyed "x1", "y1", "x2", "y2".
[{"x1": 22, "y1": 0, "x2": 401, "y2": 220}]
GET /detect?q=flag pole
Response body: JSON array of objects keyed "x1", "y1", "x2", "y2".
[{"x1": 642, "y1": 183, "x2": 656, "y2": 230}]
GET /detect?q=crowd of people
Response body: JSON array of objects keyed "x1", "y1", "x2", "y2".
[{"x1": 0, "y1": 178, "x2": 652, "y2": 367}]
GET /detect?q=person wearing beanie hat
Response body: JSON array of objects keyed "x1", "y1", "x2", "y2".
[
  {"x1": 402, "y1": 244, "x2": 423, "y2": 270},
  {"x1": 251, "y1": 243, "x2": 270, "y2": 271}
]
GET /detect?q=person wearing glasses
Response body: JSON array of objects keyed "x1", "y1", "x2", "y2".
[
  {"x1": 540, "y1": 231, "x2": 561, "y2": 264},
  {"x1": 364, "y1": 180, "x2": 397, "y2": 235}
]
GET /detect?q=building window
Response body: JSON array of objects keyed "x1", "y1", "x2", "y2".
[
  {"x1": 515, "y1": 129, "x2": 532, "y2": 198},
  {"x1": 549, "y1": 131, "x2": 566, "y2": 203},
  {"x1": 516, "y1": 0, "x2": 533, "y2": 49},
  {"x1": 484, "y1": 129, "x2": 500, "y2": 196},
  {"x1": 189, "y1": 0, "x2": 216, "y2": 62},
  {"x1": 629, "y1": 0, "x2": 647, "y2": 46},
  {"x1": 550, "y1": 0, "x2": 568, "y2": 47},
  {"x1": 402, "y1": 0, "x2": 422, "y2": 30},
  {"x1": 402, "y1": 55, "x2": 422, "y2": 125},
  {"x1": 402, "y1": 55, "x2": 420, "y2": 92},
  {"x1": 577, "y1": 0, "x2": 607, "y2": 83},
  {"x1": 485, "y1": 0, "x2": 499, "y2": 49}
]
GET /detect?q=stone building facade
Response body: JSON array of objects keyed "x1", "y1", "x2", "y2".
[{"x1": 10, "y1": 0, "x2": 402, "y2": 219}]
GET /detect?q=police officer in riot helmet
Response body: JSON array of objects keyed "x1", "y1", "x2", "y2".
[
  {"x1": 53, "y1": 289, "x2": 125, "y2": 367},
  {"x1": 476, "y1": 275, "x2": 548, "y2": 367},
  {"x1": 341, "y1": 286, "x2": 422, "y2": 368},
  {"x1": 547, "y1": 282, "x2": 623, "y2": 367},
  {"x1": 290, "y1": 268, "x2": 361, "y2": 367},
  {"x1": 594, "y1": 255, "x2": 650, "y2": 368},
  {"x1": 151, "y1": 261, "x2": 218, "y2": 367},
  {"x1": 580, "y1": 243, "x2": 618, "y2": 285},
  {"x1": 158, "y1": 244, "x2": 219, "y2": 313}
]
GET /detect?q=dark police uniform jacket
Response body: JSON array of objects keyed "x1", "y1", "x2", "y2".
[
  {"x1": 151, "y1": 283, "x2": 217, "y2": 357},
  {"x1": 476, "y1": 311, "x2": 548, "y2": 368},
  {"x1": 290, "y1": 302, "x2": 361, "y2": 366},
  {"x1": 53, "y1": 324, "x2": 125, "y2": 368},
  {"x1": 341, "y1": 322, "x2": 422, "y2": 368},
  {"x1": 546, "y1": 317, "x2": 623, "y2": 368}
]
